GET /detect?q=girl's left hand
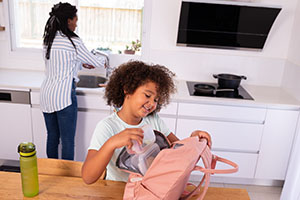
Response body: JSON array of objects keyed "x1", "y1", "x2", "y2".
[{"x1": 190, "y1": 130, "x2": 212, "y2": 148}]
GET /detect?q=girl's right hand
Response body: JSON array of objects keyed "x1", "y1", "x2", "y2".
[{"x1": 109, "y1": 128, "x2": 144, "y2": 150}]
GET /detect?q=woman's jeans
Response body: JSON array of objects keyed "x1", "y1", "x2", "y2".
[{"x1": 43, "y1": 81, "x2": 77, "y2": 160}]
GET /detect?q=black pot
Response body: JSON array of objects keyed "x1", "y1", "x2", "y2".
[{"x1": 213, "y1": 74, "x2": 247, "y2": 89}]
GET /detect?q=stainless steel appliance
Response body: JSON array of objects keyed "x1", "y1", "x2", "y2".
[{"x1": 0, "y1": 89, "x2": 32, "y2": 161}]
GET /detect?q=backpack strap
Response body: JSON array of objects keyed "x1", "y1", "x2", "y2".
[
  {"x1": 196, "y1": 155, "x2": 239, "y2": 174},
  {"x1": 180, "y1": 145, "x2": 238, "y2": 200},
  {"x1": 180, "y1": 145, "x2": 212, "y2": 200}
]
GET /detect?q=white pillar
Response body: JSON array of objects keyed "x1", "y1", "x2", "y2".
[{"x1": 280, "y1": 118, "x2": 300, "y2": 200}]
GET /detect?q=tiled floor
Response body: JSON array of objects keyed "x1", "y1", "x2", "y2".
[{"x1": 209, "y1": 182, "x2": 282, "y2": 200}]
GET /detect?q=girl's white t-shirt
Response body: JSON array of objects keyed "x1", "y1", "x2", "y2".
[{"x1": 88, "y1": 112, "x2": 171, "y2": 182}]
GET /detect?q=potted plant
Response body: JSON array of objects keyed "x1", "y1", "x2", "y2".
[{"x1": 124, "y1": 40, "x2": 141, "y2": 55}]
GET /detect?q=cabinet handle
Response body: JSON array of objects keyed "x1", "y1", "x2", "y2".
[{"x1": 0, "y1": 92, "x2": 12, "y2": 101}]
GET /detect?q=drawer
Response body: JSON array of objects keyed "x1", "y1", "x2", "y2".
[
  {"x1": 30, "y1": 92, "x2": 40, "y2": 105},
  {"x1": 178, "y1": 103, "x2": 266, "y2": 123},
  {"x1": 159, "y1": 102, "x2": 177, "y2": 115},
  {"x1": 176, "y1": 119, "x2": 263, "y2": 152},
  {"x1": 30, "y1": 92, "x2": 110, "y2": 111},
  {"x1": 159, "y1": 116, "x2": 177, "y2": 134},
  {"x1": 77, "y1": 95, "x2": 110, "y2": 110},
  {"x1": 192, "y1": 151, "x2": 258, "y2": 179}
]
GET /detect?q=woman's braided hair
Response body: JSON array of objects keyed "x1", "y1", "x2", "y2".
[
  {"x1": 43, "y1": 2, "x2": 78, "y2": 59},
  {"x1": 105, "y1": 60, "x2": 176, "y2": 114}
]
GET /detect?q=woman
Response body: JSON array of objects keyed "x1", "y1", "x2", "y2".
[{"x1": 40, "y1": 2, "x2": 106, "y2": 160}]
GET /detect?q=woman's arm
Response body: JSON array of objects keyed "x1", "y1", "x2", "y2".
[{"x1": 76, "y1": 39, "x2": 106, "y2": 68}]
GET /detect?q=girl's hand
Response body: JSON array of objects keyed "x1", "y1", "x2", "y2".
[
  {"x1": 82, "y1": 63, "x2": 95, "y2": 69},
  {"x1": 190, "y1": 130, "x2": 212, "y2": 148},
  {"x1": 109, "y1": 128, "x2": 144, "y2": 150}
]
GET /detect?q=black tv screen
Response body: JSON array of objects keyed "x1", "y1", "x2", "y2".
[{"x1": 177, "y1": 1, "x2": 281, "y2": 50}]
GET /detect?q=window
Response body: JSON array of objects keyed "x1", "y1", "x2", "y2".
[{"x1": 9, "y1": 0, "x2": 143, "y2": 53}]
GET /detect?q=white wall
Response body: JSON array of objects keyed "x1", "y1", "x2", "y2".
[
  {"x1": 0, "y1": 0, "x2": 299, "y2": 87},
  {"x1": 145, "y1": 0, "x2": 298, "y2": 86},
  {"x1": 282, "y1": 0, "x2": 300, "y2": 101}
]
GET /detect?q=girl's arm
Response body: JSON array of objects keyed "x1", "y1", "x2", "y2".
[
  {"x1": 81, "y1": 139, "x2": 115, "y2": 184},
  {"x1": 167, "y1": 131, "x2": 212, "y2": 148},
  {"x1": 167, "y1": 132, "x2": 179, "y2": 144},
  {"x1": 190, "y1": 130, "x2": 212, "y2": 148},
  {"x1": 82, "y1": 128, "x2": 144, "y2": 184}
]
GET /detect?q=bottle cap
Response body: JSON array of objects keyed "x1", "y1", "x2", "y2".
[{"x1": 17, "y1": 142, "x2": 36, "y2": 157}]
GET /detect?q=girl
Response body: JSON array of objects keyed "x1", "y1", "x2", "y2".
[
  {"x1": 40, "y1": 2, "x2": 107, "y2": 160},
  {"x1": 82, "y1": 61, "x2": 211, "y2": 183}
]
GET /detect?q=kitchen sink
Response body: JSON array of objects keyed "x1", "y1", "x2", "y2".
[{"x1": 77, "y1": 75, "x2": 107, "y2": 88}]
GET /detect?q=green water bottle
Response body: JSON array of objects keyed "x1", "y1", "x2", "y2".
[{"x1": 17, "y1": 142, "x2": 39, "y2": 197}]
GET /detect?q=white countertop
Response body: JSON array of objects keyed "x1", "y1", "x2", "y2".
[{"x1": 1, "y1": 69, "x2": 300, "y2": 110}]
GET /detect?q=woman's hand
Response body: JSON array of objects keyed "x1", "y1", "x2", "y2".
[
  {"x1": 190, "y1": 130, "x2": 212, "y2": 148},
  {"x1": 82, "y1": 63, "x2": 95, "y2": 69},
  {"x1": 98, "y1": 83, "x2": 107, "y2": 88},
  {"x1": 108, "y1": 128, "x2": 144, "y2": 150}
]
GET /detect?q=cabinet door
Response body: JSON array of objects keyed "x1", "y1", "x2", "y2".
[
  {"x1": 176, "y1": 118, "x2": 263, "y2": 152},
  {"x1": 160, "y1": 117, "x2": 176, "y2": 135},
  {"x1": 193, "y1": 151, "x2": 258, "y2": 179},
  {"x1": 158, "y1": 102, "x2": 178, "y2": 134},
  {"x1": 0, "y1": 103, "x2": 32, "y2": 160},
  {"x1": 255, "y1": 109, "x2": 299, "y2": 180},
  {"x1": 31, "y1": 107, "x2": 47, "y2": 158},
  {"x1": 31, "y1": 107, "x2": 111, "y2": 161},
  {"x1": 75, "y1": 110, "x2": 110, "y2": 161},
  {"x1": 178, "y1": 103, "x2": 266, "y2": 123}
]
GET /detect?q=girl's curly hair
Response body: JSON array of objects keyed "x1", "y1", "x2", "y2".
[{"x1": 105, "y1": 60, "x2": 176, "y2": 113}]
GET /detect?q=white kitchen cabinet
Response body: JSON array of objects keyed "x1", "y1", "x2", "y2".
[
  {"x1": 193, "y1": 151, "x2": 258, "y2": 179},
  {"x1": 77, "y1": 94, "x2": 111, "y2": 110},
  {"x1": 31, "y1": 107, "x2": 47, "y2": 158},
  {"x1": 176, "y1": 118, "x2": 263, "y2": 152},
  {"x1": 178, "y1": 102, "x2": 266, "y2": 123},
  {"x1": 31, "y1": 107, "x2": 111, "y2": 161},
  {"x1": 0, "y1": 102, "x2": 32, "y2": 160},
  {"x1": 31, "y1": 92, "x2": 111, "y2": 161},
  {"x1": 159, "y1": 102, "x2": 178, "y2": 116},
  {"x1": 255, "y1": 109, "x2": 299, "y2": 180},
  {"x1": 176, "y1": 102, "x2": 266, "y2": 179},
  {"x1": 158, "y1": 102, "x2": 178, "y2": 134},
  {"x1": 160, "y1": 117, "x2": 177, "y2": 134},
  {"x1": 28, "y1": 88, "x2": 300, "y2": 183},
  {"x1": 75, "y1": 109, "x2": 110, "y2": 161}
]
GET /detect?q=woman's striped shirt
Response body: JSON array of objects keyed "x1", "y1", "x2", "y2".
[{"x1": 40, "y1": 31, "x2": 105, "y2": 113}]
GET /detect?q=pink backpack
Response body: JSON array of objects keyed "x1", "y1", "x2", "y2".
[{"x1": 116, "y1": 131, "x2": 238, "y2": 200}]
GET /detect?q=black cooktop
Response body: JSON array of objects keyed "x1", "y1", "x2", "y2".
[{"x1": 186, "y1": 81, "x2": 254, "y2": 100}]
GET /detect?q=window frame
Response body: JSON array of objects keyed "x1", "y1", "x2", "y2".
[{"x1": 7, "y1": 0, "x2": 151, "y2": 59}]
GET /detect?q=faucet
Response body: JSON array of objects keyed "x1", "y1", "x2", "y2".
[{"x1": 91, "y1": 49, "x2": 113, "y2": 78}]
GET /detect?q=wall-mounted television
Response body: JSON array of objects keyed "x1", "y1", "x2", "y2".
[{"x1": 177, "y1": 0, "x2": 281, "y2": 50}]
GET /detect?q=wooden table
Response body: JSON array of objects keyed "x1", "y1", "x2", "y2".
[
  {"x1": 0, "y1": 171, "x2": 125, "y2": 199},
  {"x1": 0, "y1": 171, "x2": 250, "y2": 200}
]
